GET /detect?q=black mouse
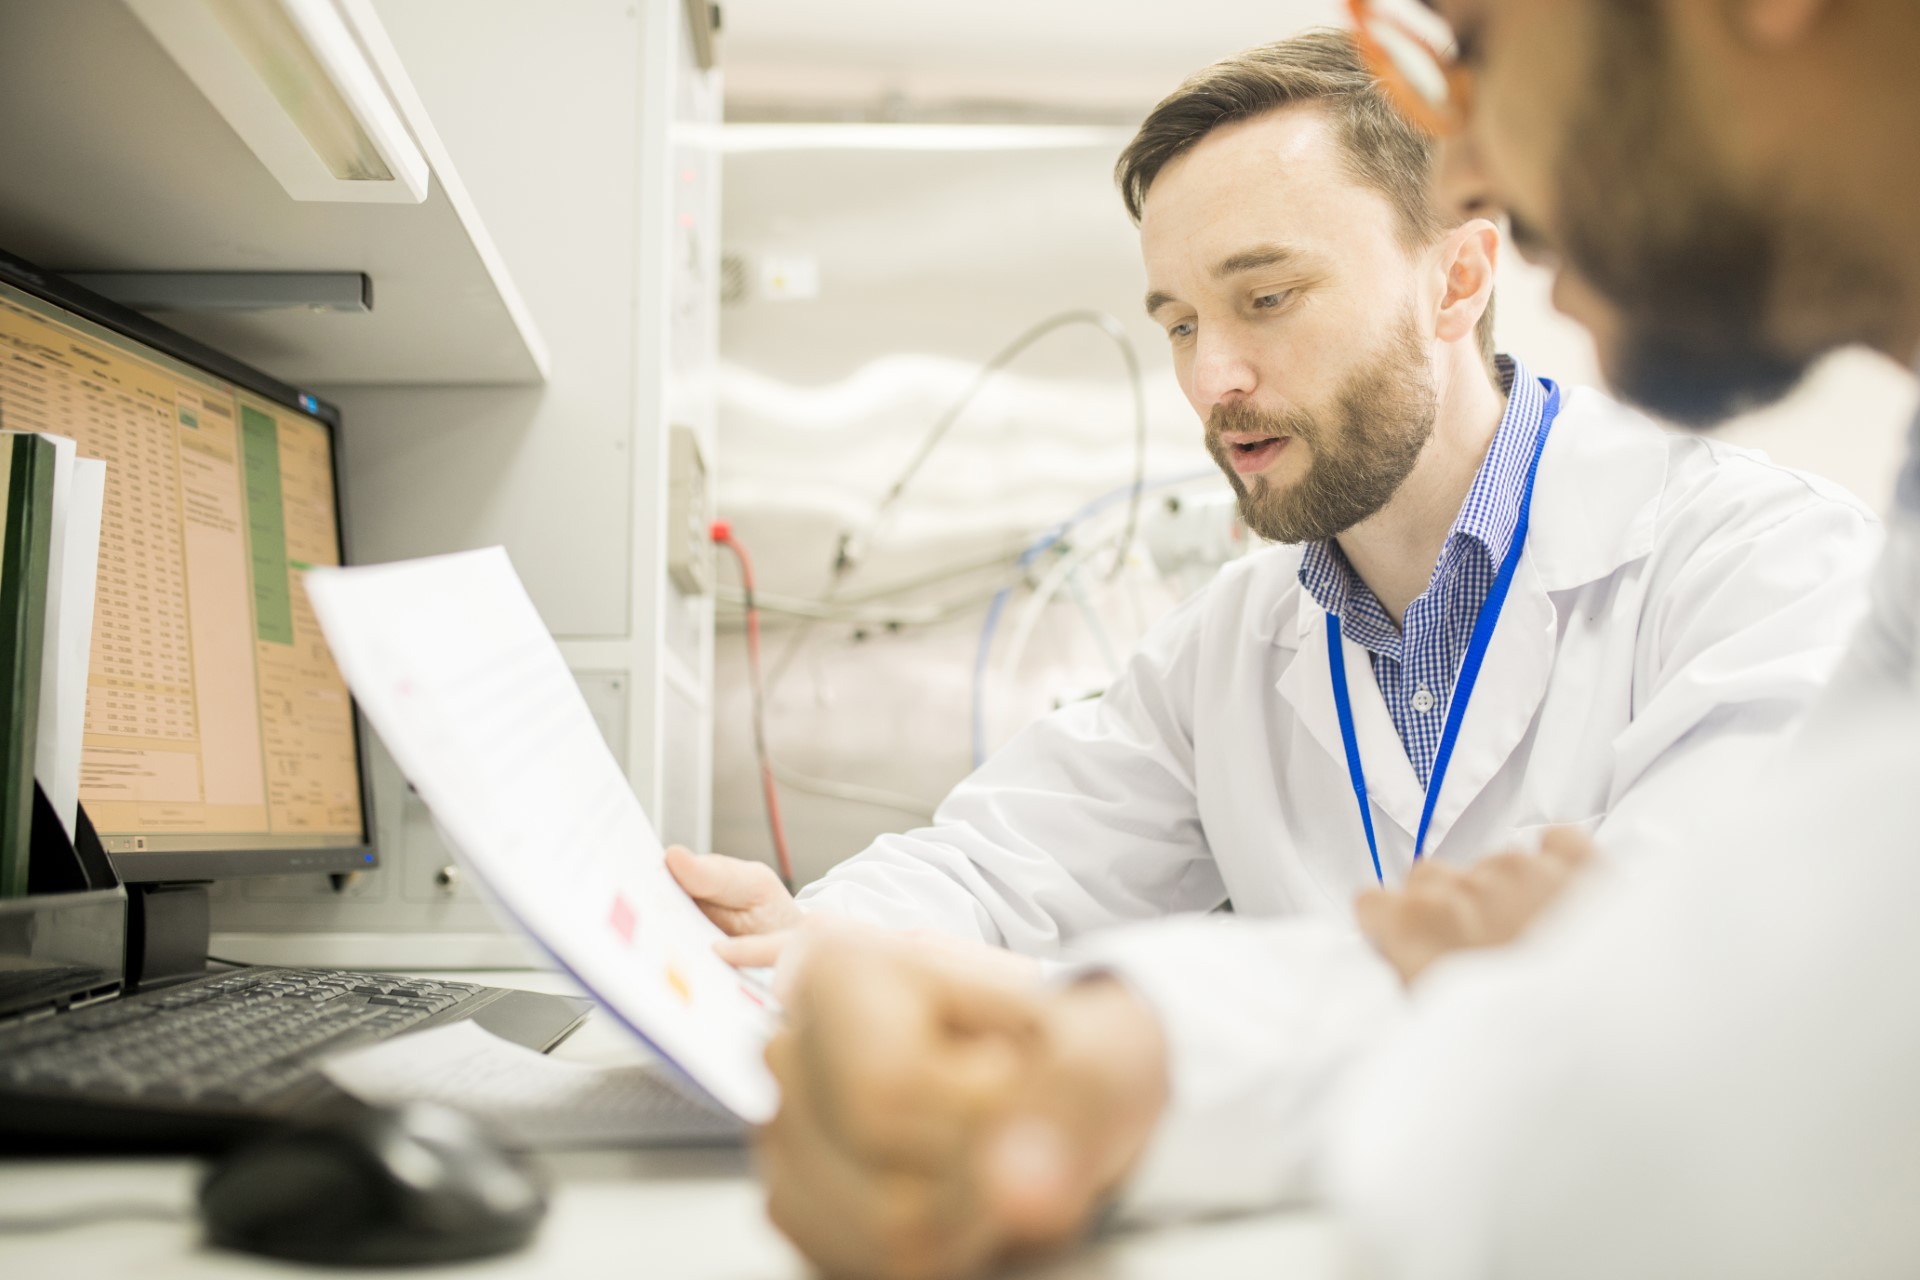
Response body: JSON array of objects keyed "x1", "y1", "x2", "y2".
[{"x1": 199, "y1": 1101, "x2": 548, "y2": 1266}]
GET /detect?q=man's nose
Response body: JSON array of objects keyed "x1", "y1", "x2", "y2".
[{"x1": 1190, "y1": 332, "x2": 1257, "y2": 411}]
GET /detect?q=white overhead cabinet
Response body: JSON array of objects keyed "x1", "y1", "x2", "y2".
[{"x1": 0, "y1": 0, "x2": 722, "y2": 967}]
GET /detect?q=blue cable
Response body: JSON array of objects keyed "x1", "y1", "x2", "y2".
[{"x1": 970, "y1": 470, "x2": 1216, "y2": 767}]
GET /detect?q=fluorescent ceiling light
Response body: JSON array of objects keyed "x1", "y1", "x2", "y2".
[
  {"x1": 125, "y1": 0, "x2": 429, "y2": 204},
  {"x1": 714, "y1": 124, "x2": 1135, "y2": 154}
]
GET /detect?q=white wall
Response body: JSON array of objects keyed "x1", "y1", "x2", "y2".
[
  {"x1": 713, "y1": 140, "x2": 1212, "y2": 880},
  {"x1": 711, "y1": 135, "x2": 1918, "y2": 881}
]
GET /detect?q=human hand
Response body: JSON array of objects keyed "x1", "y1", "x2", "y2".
[
  {"x1": 757, "y1": 932, "x2": 1168, "y2": 1280},
  {"x1": 665, "y1": 846, "x2": 804, "y2": 967},
  {"x1": 1353, "y1": 827, "x2": 1598, "y2": 986}
]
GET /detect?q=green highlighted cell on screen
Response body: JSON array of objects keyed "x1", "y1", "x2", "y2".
[{"x1": 240, "y1": 406, "x2": 294, "y2": 646}]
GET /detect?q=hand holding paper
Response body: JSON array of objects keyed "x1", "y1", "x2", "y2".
[{"x1": 304, "y1": 548, "x2": 778, "y2": 1122}]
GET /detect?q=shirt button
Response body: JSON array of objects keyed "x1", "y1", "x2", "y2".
[{"x1": 1412, "y1": 686, "x2": 1436, "y2": 714}]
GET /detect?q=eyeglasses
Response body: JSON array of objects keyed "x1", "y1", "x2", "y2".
[{"x1": 1345, "y1": 0, "x2": 1473, "y2": 137}]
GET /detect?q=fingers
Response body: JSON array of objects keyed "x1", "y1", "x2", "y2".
[
  {"x1": 759, "y1": 945, "x2": 1152, "y2": 1279},
  {"x1": 1355, "y1": 869, "x2": 1484, "y2": 985},
  {"x1": 1464, "y1": 846, "x2": 1592, "y2": 938},
  {"x1": 1355, "y1": 839, "x2": 1603, "y2": 986},
  {"x1": 1353, "y1": 886, "x2": 1395, "y2": 949},
  {"x1": 759, "y1": 1031, "x2": 999, "y2": 1280},
  {"x1": 760, "y1": 942, "x2": 1042, "y2": 1279},
  {"x1": 663, "y1": 843, "x2": 701, "y2": 888},
  {"x1": 785, "y1": 936, "x2": 1042, "y2": 1172},
  {"x1": 665, "y1": 846, "x2": 802, "y2": 935},
  {"x1": 1539, "y1": 825, "x2": 1599, "y2": 867},
  {"x1": 666, "y1": 845, "x2": 775, "y2": 909},
  {"x1": 982, "y1": 977, "x2": 1168, "y2": 1255},
  {"x1": 715, "y1": 930, "x2": 790, "y2": 969}
]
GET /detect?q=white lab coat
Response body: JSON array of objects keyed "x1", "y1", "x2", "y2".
[
  {"x1": 1323, "y1": 702, "x2": 1920, "y2": 1280},
  {"x1": 1322, "y1": 406, "x2": 1920, "y2": 1279},
  {"x1": 797, "y1": 385, "x2": 1881, "y2": 1215}
]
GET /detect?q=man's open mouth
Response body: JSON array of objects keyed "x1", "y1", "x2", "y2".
[{"x1": 1224, "y1": 436, "x2": 1289, "y2": 475}]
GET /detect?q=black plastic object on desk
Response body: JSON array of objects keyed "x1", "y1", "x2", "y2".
[
  {"x1": 0, "y1": 790, "x2": 125, "y2": 1022},
  {"x1": 199, "y1": 1101, "x2": 547, "y2": 1266}
]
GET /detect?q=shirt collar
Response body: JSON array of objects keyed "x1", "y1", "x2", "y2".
[
  {"x1": 1451, "y1": 354, "x2": 1548, "y2": 568},
  {"x1": 1298, "y1": 354, "x2": 1546, "y2": 622}
]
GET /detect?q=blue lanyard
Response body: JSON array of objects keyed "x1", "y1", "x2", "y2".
[{"x1": 1328, "y1": 382, "x2": 1562, "y2": 885}]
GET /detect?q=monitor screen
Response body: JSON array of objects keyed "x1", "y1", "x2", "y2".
[{"x1": 0, "y1": 252, "x2": 373, "y2": 881}]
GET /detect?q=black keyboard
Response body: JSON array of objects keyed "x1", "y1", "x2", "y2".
[{"x1": 0, "y1": 966, "x2": 593, "y2": 1152}]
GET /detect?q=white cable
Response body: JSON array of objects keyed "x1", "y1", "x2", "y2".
[
  {"x1": 834, "y1": 310, "x2": 1150, "y2": 582},
  {"x1": 1063, "y1": 561, "x2": 1124, "y2": 679},
  {"x1": 1000, "y1": 540, "x2": 1105, "y2": 691},
  {"x1": 761, "y1": 541, "x2": 1030, "y2": 691},
  {"x1": 833, "y1": 541, "x2": 1033, "y2": 604},
  {"x1": 714, "y1": 586, "x2": 957, "y2": 627},
  {"x1": 989, "y1": 531, "x2": 1122, "y2": 750},
  {"x1": 765, "y1": 757, "x2": 936, "y2": 821}
]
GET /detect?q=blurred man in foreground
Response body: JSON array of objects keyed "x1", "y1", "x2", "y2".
[{"x1": 1325, "y1": 1, "x2": 1920, "y2": 1275}]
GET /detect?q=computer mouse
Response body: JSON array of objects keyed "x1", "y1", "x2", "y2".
[{"x1": 198, "y1": 1101, "x2": 547, "y2": 1266}]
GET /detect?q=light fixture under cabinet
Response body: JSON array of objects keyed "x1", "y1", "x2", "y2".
[{"x1": 124, "y1": 0, "x2": 429, "y2": 204}]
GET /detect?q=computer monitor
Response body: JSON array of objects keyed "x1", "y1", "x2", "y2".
[{"x1": 0, "y1": 249, "x2": 374, "y2": 883}]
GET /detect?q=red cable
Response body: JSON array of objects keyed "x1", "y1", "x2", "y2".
[{"x1": 710, "y1": 520, "x2": 795, "y2": 888}]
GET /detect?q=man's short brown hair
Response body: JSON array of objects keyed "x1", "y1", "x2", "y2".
[{"x1": 1116, "y1": 29, "x2": 1497, "y2": 369}]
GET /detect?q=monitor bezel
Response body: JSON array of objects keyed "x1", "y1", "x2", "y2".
[{"x1": 0, "y1": 247, "x2": 379, "y2": 884}]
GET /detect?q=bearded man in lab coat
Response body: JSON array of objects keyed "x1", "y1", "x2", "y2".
[{"x1": 693, "y1": 33, "x2": 1885, "y2": 1278}]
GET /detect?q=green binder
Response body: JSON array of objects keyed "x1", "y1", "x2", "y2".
[{"x1": 0, "y1": 432, "x2": 55, "y2": 896}]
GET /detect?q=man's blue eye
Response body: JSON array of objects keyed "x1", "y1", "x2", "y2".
[{"x1": 1170, "y1": 322, "x2": 1195, "y2": 339}]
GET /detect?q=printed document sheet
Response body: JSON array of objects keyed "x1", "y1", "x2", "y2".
[{"x1": 304, "y1": 549, "x2": 778, "y2": 1122}]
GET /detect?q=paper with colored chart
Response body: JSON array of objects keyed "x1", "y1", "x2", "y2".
[{"x1": 304, "y1": 548, "x2": 778, "y2": 1122}]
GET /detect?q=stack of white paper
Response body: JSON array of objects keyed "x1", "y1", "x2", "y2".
[
  {"x1": 34, "y1": 436, "x2": 105, "y2": 842},
  {"x1": 304, "y1": 548, "x2": 778, "y2": 1123}
]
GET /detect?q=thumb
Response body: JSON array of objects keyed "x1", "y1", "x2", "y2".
[
  {"x1": 666, "y1": 846, "x2": 781, "y2": 910},
  {"x1": 664, "y1": 844, "x2": 705, "y2": 893}
]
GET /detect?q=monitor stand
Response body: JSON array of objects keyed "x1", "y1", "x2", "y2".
[{"x1": 125, "y1": 883, "x2": 211, "y2": 990}]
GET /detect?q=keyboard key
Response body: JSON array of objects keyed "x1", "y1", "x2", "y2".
[{"x1": 0, "y1": 967, "x2": 492, "y2": 1110}]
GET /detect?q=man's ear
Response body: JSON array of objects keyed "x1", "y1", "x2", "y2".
[
  {"x1": 1726, "y1": 0, "x2": 1834, "y2": 47},
  {"x1": 1433, "y1": 219, "x2": 1499, "y2": 348}
]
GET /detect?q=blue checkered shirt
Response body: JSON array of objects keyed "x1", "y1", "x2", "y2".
[{"x1": 1298, "y1": 356, "x2": 1550, "y2": 787}]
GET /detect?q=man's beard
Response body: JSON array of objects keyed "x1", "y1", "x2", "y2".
[
  {"x1": 1552, "y1": 1, "x2": 1896, "y2": 426},
  {"x1": 1206, "y1": 313, "x2": 1437, "y2": 545}
]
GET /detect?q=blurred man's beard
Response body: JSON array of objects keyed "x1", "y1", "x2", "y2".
[
  {"x1": 1552, "y1": 1, "x2": 1893, "y2": 426},
  {"x1": 1206, "y1": 314, "x2": 1436, "y2": 545}
]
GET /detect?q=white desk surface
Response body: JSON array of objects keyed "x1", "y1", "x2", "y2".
[{"x1": 0, "y1": 969, "x2": 1339, "y2": 1278}]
